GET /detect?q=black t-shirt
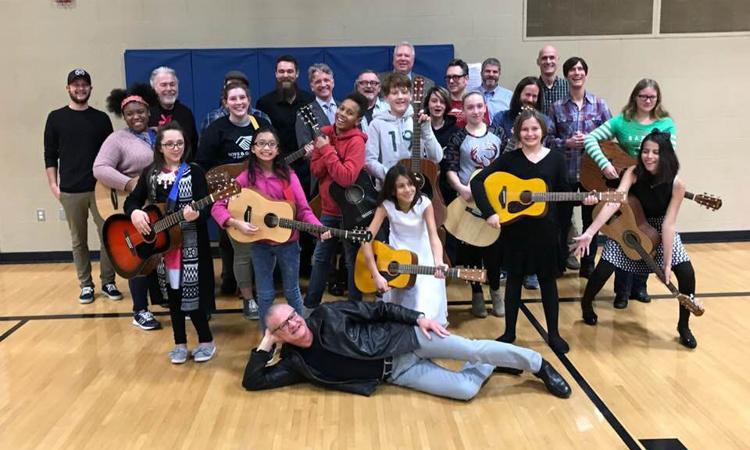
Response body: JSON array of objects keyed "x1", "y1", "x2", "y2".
[
  {"x1": 292, "y1": 332, "x2": 385, "y2": 382},
  {"x1": 148, "y1": 101, "x2": 199, "y2": 158},
  {"x1": 44, "y1": 106, "x2": 113, "y2": 193},
  {"x1": 255, "y1": 89, "x2": 315, "y2": 158},
  {"x1": 194, "y1": 115, "x2": 271, "y2": 170}
]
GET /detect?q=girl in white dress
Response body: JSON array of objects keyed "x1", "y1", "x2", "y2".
[{"x1": 361, "y1": 165, "x2": 449, "y2": 326}]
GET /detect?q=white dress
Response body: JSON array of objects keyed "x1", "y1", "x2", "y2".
[{"x1": 382, "y1": 196, "x2": 448, "y2": 326}]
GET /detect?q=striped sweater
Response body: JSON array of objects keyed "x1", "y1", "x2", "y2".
[{"x1": 583, "y1": 114, "x2": 676, "y2": 169}]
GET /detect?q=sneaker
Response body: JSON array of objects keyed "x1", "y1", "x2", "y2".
[
  {"x1": 192, "y1": 344, "x2": 216, "y2": 362},
  {"x1": 102, "y1": 283, "x2": 123, "y2": 300},
  {"x1": 169, "y1": 346, "x2": 188, "y2": 364},
  {"x1": 499, "y1": 271, "x2": 507, "y2": 285},
  {"x1": 243, "y1": 298, "x2": 260, "y2": 320},
  {"x1": 523, "y1": 274, "x2": 539, "y2": 290},
  {"x1": 490, "y1": 288, "x2": 505, "y2": 317},
  {"x1": 565, "y1": 255, "x2": 580, "y2": 270},
  {"x1": 79, "y1": 286, "x2": 95, "y2": 304},
  {"x1": 132, "y1": 309, "x2": 162, "y2": 330}
]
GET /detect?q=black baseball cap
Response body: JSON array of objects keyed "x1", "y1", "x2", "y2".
[
  {"x1": 224, "y1": 70, "x2": 249, "y2": 86},
  {"x1": 67, "y1": 68, "x2": 91, "y2": 85}
]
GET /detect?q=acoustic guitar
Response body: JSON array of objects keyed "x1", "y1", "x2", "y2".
[
  {"x1": 483, "y1": 171, "x2": 626, "y2": 224},
  {"x1": 103, "y1": 172, "x2": 240, "y2": 279},
  {"x1": 398, "y1": 76, "x2": 447, "y2": 226},
  {"x1": 594, "y1": 196, "x2": 704, "y2": 316},
  {"x1": 329, "y1": 171, "x2": 379, "y2": 229},
  {"x1": 93, "y1": 180, "x2": 129, "y2": 221},
  {"x1": 354, "y1": 240, "x2": 486, "y2": 294},
  {"x1": 443, "y1": 196, "x2": 500, "y2": 247},
  {"x1": 226, "y1": 188, "x2": 372, "y2": 244}
]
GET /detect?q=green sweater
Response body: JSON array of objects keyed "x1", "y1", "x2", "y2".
[{"x1": 583, "y1": 113, "x2": 677, "y2": 169}]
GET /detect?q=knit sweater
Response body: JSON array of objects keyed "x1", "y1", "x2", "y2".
[{"x1": 93, "y1": 129, "x2": 154, "y2": 191}]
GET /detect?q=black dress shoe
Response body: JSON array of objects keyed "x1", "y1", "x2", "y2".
[
  {"x1": 327, "y1": 282, "x2": 346, "y2": 297},
  {"x1": 630, "y1": 289, "x2": 652, "y2": 303},
  {"x1": 496, "y1": 333, "x2": 516, "y2": 344},
  {"x1": 493, "y1": 367, "x2": 523, "y2": 375},
  {"x1": 579, "y1": 263, "x2": 595, "y2": 279},
  {"x1": 581, "y1": 301, "x2": 598, "y2": 326},
  {"x1": 678, "y1": 327, "x2": 697, "y2": 349},
  {"x1": 534, "y1": 359, "x2": 572, "y2": 399},
  {"x1": 613, "y1": 293, "x2": 629, "y2": 309}
]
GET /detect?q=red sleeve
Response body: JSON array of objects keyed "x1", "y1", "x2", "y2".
[{"x1": 321, "y1": 136, "x2": 365, "y2": 188}]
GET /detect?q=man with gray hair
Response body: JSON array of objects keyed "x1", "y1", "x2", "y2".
[
  {"x1": 478, "y1": 57, "x2": 513, "y2": 121},
  {"x1": 295, "y1": 63, "x2": 337, "y2": 151},
  {"x1": 379, "y1": 42, "x2": 435, "y2": 94},
  {"x1": 148, "y1": 66, "x2": 198, "y2": 154},
  {"x1": 354, "y1": 69, "x2": 388, "y2": 130}
]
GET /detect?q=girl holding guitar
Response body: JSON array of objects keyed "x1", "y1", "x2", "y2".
[
  {"x1": 361, "y1": 165, "x2": 449, "y2": 326},
  {"x1": 444, "y1": 92, "x2": 508, "y2": 318},
  {"x1": 211, "y1": 127, "x2": 331, "y2": 332},
  {"x1": 124, "y1": 122, "x2": 216, "y2": 364},
  {"x1": 572, "y1": 130, "x2": 699, "y2": 349},
  {"x1": 472, "y1": 109, "x2": 597, "y2": 354}
]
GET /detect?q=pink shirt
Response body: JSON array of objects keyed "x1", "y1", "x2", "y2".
[{"x1": 211, "y1": 167, "x2": 321, "y2": 243}]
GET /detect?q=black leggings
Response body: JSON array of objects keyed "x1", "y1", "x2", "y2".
[
  {"x1": 167, "y1": 288, "x2": 213, "y2": 345},
  {"x1": 582, "y1": 260, "x2": 695, "y2": 327},
  {"x1": 503, "y1": 272, "x2": 562, "y2": 338}
]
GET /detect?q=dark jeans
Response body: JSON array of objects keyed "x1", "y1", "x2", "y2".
[
  {"x1": 167, "y1": 287, "x2": 212, "y2": 345},
  {"x1": 251, "y1": 241, "x2": 304, "y2": 331},
  {"x1": 128, "y1": 272, "x2": 164, "y2": 312},
  {"x1": 558, "y1": 182, "x2": 597, "y2": 269},
  {"x1": 305, "y1": 215, "x2": 361, "y2": 308}
]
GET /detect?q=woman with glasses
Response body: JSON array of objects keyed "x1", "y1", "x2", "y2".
[
  {"x1": 211, "y1": 127, "x2": 331, "y2": 332},
  {"x1": 583, "y1": 79, "x2": 677, "y2": 309},
  {"x1": 125, "y1": 122, "x2": 216, "y2": 363}
]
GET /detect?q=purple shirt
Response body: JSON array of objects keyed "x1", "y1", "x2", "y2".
[{"x1": 550, "y1": 92, "x2": 612, "y2": 183}]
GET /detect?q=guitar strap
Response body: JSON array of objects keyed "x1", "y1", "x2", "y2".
[
  {"x1": 248, "y1": 114, "x2": 259, "y2": 130},
  {"x1": 280, "y1": 178, "x2": 296, "y2": 203}
]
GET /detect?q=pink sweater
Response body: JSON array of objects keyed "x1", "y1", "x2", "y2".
[
  {"x1": 211, "y1": 167, "x2": 321, "y2": 243},
  {"x1": 93, "y1": 129, "x2": 154, "y2": 191}
]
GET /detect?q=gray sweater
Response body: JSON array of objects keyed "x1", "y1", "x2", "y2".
[{"x1": 93, "y1": 129, "x2": 154, "y2": 191}]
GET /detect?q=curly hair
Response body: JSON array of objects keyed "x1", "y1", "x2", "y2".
[{"x1": 105, "y1": 83, "x2": 158, "y2": 116}]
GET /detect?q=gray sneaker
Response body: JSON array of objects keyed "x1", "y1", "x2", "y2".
[
  {"x1": 169, "y1": 346, "x2": 188, "y2": 364},
  {"x1": 491, "y1": 288, "x2": 505, "y2": 317},
  {"x1": 242, "y1": 298, "x2": 259, "y2": 320},
  {"x1": 192, "y1": 344, "x2": 216, "y2": 363}
]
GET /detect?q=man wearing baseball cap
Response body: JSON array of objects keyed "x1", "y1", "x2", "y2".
[
  {"x1": 44, "y1": 69, "x2": 122, "y2": 304},
  {"x1": 199, "y1": 70, "x2": 271, "y2": 135}
]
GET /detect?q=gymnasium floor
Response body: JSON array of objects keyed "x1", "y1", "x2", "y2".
[{"x1": 1, "y1": 242, "x2": 748, "y2": 449}]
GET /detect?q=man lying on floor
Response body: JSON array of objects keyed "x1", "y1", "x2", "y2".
[{"x1": 242, "y1": 301, "x2": 571, "y2": 400}]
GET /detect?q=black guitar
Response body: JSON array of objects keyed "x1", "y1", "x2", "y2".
[{"x1": 329, "y1": 171, "x2": 379, "y2": 230}]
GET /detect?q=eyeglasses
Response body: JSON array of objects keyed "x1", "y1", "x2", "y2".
[
  {"x1": 637, "y1": 95, "x2": 658, "y2": 101},
  {"x1": 444, "y1": 74, "x2": 467, "y2": 82},
  {"x1": 357, "y1": 80, "x2": 380, "y2": 87},
  {"x1": 271, "y1": 310, "x2": 298, "y2": 334},
  {"x1": 255, "y1": 141, "x2": 278, "y2": 149},
  {"x1": 161, "y1": 141, "x2": 185, "y2": 149}
]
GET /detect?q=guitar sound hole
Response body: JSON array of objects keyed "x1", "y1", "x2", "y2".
[
  {"x1": 386, "y1": 262, "x2": 399, "y2": 276},
  {"x1": 622, "y1": 231, "x2": 640, "y2": 248},
  {"x1": 264, "y1": 213, "x2": 279, "y2": 228},
  {"x1": 413, "y1": 173, "x2": 426, "y2": 190},
  {"x1": 344, "y1": 186, "x2": 365, "y2": 204},
  {"x1": 518, "y1": 191, "x2": 533, "y2": 205}
]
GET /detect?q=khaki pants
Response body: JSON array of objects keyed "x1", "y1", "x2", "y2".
[{"x1": 59, "y1": 191, "x2": 115, "y2": 288}]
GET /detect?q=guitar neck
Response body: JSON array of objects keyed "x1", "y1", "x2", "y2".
[
  {"x1": 531, "y1": 192, "x2": 619, "y2": 202},
  {"x1": 410, "y1": 108, "x2": 422, "y2": 171},
  {"x1": 276, "y1": 217, "x2": 352, "y2": 240},
  {"x1": 152, "y1": 195, "x2": 213, "y2": 233},
  {"x1": 624, "y1": 233, "x2": 681, "y2": 296},
  {"x1": 284, "y1": 126, "x2": 322, "y2": 165},
  {"x1": 391, "y1": 263, "x2": 463, "y2": 279}
]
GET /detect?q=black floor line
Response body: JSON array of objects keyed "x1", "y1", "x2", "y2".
[
  {"x1": 0, "y1": 309, "x2": 244, "y2": 322},
  {"x1": 0, "y1": 320, "x2": 28, "y2": 343},
  {"x1": 446, "y1": 290, "x2": 749, "y2": 306},
  {"x1": 519, "y1": 302, "x2": 642, "y2": 450}
]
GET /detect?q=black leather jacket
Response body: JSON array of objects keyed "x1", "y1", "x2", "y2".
[{"x1": 242, "y1": 300, "x2": 422, "y2": 396}]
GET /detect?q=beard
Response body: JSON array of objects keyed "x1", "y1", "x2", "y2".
[
  {"x1": 276, "y1": 80, "x2": 298, "y2": 102},
  {"x1": 68, "y1": 91, "x2": 91, "y2": 105}
]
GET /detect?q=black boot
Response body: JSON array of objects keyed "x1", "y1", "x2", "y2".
[
  {"x1": 581, "y1": 299, "x2": 598, "y2": 326},
  {"x1": 677, "y1": 306, "x2": 697, "y2": 349},
  {"x1": 534, "y1": 359, "x2": 572, "y2": 398}
]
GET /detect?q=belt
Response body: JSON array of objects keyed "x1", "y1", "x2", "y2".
[{"x1": 381, "y1": 356, "x2": 394, "y2": 381}]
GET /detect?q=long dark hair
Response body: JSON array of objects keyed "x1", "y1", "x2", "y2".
[
  {"x1": 378, "y1": 165, "x2": 422, "y2": 212},
  {"x1": 634, "y1": 130, "x2": 679, "y2": 185},
  {"x1": 508, "y1": 76, "x2": 543, "y2": 117},
  {"x1": 245, "y1": 126, "x2": 289, "y2": 186},
  {"x1": 152, "y1": 122, "x2": 190, "y2": 169},
  {"x1": 105, "y1": 83, "x2": 158, "y2": 117}
]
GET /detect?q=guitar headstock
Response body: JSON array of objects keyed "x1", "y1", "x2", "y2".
[
  {"x1": 207, "y1": 171, "x2": 241, "y2": 201},
  {"x1": 693, "y1": 193, "x2": 722, "y2": 211},
  {"x1": 349, "y1": 228, "x2": 373, "y2": 244},
  {"x1": 677, "y1": 293, "x2": 705, "y2": 316},
  {"x1": 457, "y1": 266, "x2": 487, "y2": 283},
  {"x1": 598, "y1": 191, "x2": 627, "y2": 203},
  {"x1": 412, "y1": 76, "x2": 425, "y2": 105},
  {"x1": 299, "y1": 104, "x2": 321, "y2": 136}
]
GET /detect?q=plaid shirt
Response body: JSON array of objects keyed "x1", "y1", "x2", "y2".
[
  {"x1": 550, "y1": 92, "x2": 612, "y2": 183},
  {"x1": 540, "y1": 76, "x2": 569, "y2": 116},
  {"x1": 200, "y1": 106, "x2": 272, "y2": 135}
]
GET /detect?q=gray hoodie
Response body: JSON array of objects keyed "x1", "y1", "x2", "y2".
[{"x1": 364, "y1": 105, "x2": 442, "y2": 189}]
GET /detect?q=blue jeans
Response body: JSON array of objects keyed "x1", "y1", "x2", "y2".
[
  {"x1": 389, "y1": 328, "x2": 542, "y2": 400},
  {"x1": 250, "y1": 241, "x2": 304, "y2": 331},
  {"x1": 305, "y1": 215, "x2": 361, "y2": 308}
]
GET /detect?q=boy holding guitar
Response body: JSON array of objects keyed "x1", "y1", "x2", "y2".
[{"x1": 304, "y1": 92, "x2": 370, "y2": 309}]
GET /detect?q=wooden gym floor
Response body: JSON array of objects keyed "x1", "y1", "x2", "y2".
[{"x1": 1, "y1": 242, "x2": 749, "y2": 449}]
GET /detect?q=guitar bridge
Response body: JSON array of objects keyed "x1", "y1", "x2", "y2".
[
  {"x1": 499, "y1": 186, "x2": 507, "y2": 209},
  {"x1": 123, "y1": 231, "x2": 136, "y2": 256}
]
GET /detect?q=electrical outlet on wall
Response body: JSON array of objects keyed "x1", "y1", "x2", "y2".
[
  {"x1": 59, "y1": 207, "x2": 67, "y2": 221},
  {"x1": 36, "y1": 208, "x2": 46, "y2": 222}
]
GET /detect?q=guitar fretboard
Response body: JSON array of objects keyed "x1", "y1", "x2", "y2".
[
  {"x1": 276, "y1": 218, "x2": 364, "y2": 242},
  {"x1": 390, "y1": 263, "x2": 471, "y2": 280},
  {"x1": 152, "y1": 195, "x2": 214, "y2": 233},
  {"x1": 530, "y1": 192, "x2": 622, "y2": 202}
]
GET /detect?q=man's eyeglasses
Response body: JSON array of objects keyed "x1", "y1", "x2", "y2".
[
  {"x1": 255, "y1": 141, "x2": 278, "y2": 149},
  {"x1": 637, "y1": 95, "x2": 658, "y2": 101},
  {"x1": 357, "y1": 80, "x2": 380, "y2": 87},
  {"x1": 271, "y1": 310, "x2": 298, "y2": 334},
  {"x1": 161, "y1": 141, "x2": 185, "y2": 149},
  {"x1": 444, "y1": 74, "x2": 466, "y2": 82}
]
